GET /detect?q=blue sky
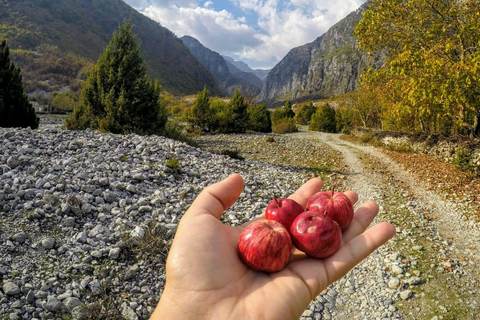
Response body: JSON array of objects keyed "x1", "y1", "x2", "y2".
[{"x1": 123, "y1": 0, "x2": 367, "y2": 70}]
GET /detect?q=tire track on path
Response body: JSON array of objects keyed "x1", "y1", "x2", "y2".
[{"x1": 311, "y1": 131, "x2": 480, "y2": 319}]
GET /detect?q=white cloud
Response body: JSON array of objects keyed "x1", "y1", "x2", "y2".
[{"x1": 124, "y1": 0, "x2": 367, "y2": 69}]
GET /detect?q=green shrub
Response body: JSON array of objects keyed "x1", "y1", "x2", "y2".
[
  {"x1": 453, "y1": 148, "x2": 474, "y2": 172},
  {"x1": 248, "y1": 104, "x2": 272, "y2": 133},
  {"x1": 165, "y1": 158, "x2": 180, "y2": 171},
  {"x1": 295, "y1": 102, "x2": 316, "y2": 125},
  {"x1": 309, "y1": 103, "x2": 337, "y2": 133},
  {"x1": 273, "y1": 118, "x2": 298, "y2": 134}
]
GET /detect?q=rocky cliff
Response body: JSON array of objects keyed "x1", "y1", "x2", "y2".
[
  {"x1": 181, "y1": 36, "x2": 262, "y2": 98},
  {"x1": 258, "y1": 3, "x2": 382, "y2": 104}
]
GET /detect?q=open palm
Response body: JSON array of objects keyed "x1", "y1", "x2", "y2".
[{"x1": 151, "y1": 174, "x2": 395, "y2": 320}]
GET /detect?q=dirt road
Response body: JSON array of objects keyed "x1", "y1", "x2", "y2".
[{"x1": 314, "y1": 132, "x2": 480, "y2": 319}]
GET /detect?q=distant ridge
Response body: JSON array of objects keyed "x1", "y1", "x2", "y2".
[
  {"x1": 0, "y1": 0, "x2": 220, "y2": 96},
  {"x1": 181, "y1": 35, "x2": 261, "y2": 98}
]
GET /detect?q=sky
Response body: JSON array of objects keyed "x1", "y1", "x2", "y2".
[{"x1": 123, "y1": 0, "x2": 368, "y2": 70}]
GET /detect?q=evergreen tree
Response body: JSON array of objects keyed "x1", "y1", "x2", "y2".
[
  {"x1": 190, "y1": 87, "x2": 215, "y2": 132},
  {"x1": 0, "y1": 40, "x2": 39, "y2": 129},
  {"x1": 296, "y1": 102, "x2": 316, "y2": 125},
  {"x1": 65, "y1": 22, "x2": 167, "y2": 135},
  {"x1": 309, "y1": 103, "x2": 337, "y2": 133},
  {"x1": 228, "y1": 89, "x2": 249, "y2": 133},
  {"x1": 248, "y1": 104, "x2": 272, "y2": 133},
  {"x1": 283, "y1": 100, "x2": 295, "y2": 118}
]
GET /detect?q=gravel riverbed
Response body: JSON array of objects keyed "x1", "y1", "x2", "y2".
[{"x1": 2, "y1": 125, "x2": 478, "y2": 319}]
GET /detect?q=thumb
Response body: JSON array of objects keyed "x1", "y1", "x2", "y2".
[{"x1": 184, "y1": 173, "x2": 244, "y2": 220}]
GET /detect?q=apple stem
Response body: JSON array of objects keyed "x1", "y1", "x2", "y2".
[
  {"x1": 331, "y1": 186, "x2": 335, "y2": 199},
  {"x1": 323, "y1": 210, "x2": 328, "y2": 216},
  {"x1": 273, "y1": 195, "x2": 280, "y2": 208}
]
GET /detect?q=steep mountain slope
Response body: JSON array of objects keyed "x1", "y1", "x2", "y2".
[
  {"x1": 181, "y1": 35, "x2": 261, "y2": 97},
  {"x1": 0, "y1": 0, "x2": 219, "y2": 96},
  {"x1": 223, "y1": 56, "x2": 269, "y2": 83},
  {"x1": 258, "y1": 3, "x2": 383, "y2": 104}
]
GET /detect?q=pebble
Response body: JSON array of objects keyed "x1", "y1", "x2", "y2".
[{"x1": 3, "y1": 282, "x2": 21, "y2": 296}]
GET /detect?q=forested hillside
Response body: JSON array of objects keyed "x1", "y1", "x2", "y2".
[{"x1": 0, "y1": 0, "x2": 219, "y2": 98}]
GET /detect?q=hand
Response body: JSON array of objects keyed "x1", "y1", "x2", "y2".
[{"x1": 150, "y1": 174, "x2": 396, "y2": 320}]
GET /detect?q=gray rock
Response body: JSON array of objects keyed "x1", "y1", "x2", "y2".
[
  {"x1": 121, "y1": 302, "x2": 139, "y2": 320},
  {"x1": 64, "y1": 297, "x2": 82, "y2": 310},
  {"x1": 75, "y1": 232, "x2": 87, "y2": 244},
  {"x1": 103, "y1": 191, "x2": 117, "y2": 203},
  {"x1": 26, "y1": 290, "x2": 36, "y2": 304},
  {"x1": 12, "y1": 232, "x2": 27, "y2": 244},
  {"x1": 45, "y1": 296, "x2": 62, "y2": 312},
  {"x1": 63, "y1": 217, "x2": 76, "y2": 227},
  {"x1": 391, "y1": 264, "x2": 404, "y2": 275},
  {"x1": 61, "y1": 203, "x2": 71, "y2": 214},
  {"x1": 388, "y1": 277, "x2": 400, "y2": 289},
  {"x1": 109, "y1": 247, "x2": 121, "y2": 260},
  {"x1": 3, "y1": 282, "x2": 21, "y2": 296},
  {"x1": 400, "y1": 290, "x2": 413, "y2": 300},
  {"x1": 138, "y1": 205, "x2": 152, "y2": 213},
  {"x1": 130, "y1": 226, "x2": 145, "y2": 239},
  {"x1": 42, "y1": 237, "x2": 55, "y2": 250},
  {"x1": 6, "y1": 156, "x2": 20, "y2": 168},
  {"x1": 126, "y1": 185, "x2": 137, "y2": 193},
  {"x1": 89, "y1": 280, "x2": 102, "y2": 295}
]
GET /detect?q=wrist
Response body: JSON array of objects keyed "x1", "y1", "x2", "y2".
[{"x1": 150, "y1": 287, "x2": 203, "y2": 320}]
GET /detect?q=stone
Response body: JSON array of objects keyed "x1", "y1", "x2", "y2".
[
  {"x1": 138, "y1": 206, "x2": 152, "y2": 213},
  {"x1": 6, "y1": 156, "x2": 20, "y2": 168},
  {"x1": 75, "y1": 232, "x2": 87, "y2": 244},
  {"x1": 45, "y1": 296, "x2": 62, "y2": 312},
  {"x1": 63, "y1": 217, "x2": 76, "y2": 227},
  {"x1": 89, "y1": 280, "x2": 102, "y2": 295},
  {"x1": 42, "y1": 237, "x2": 55, "y2": 250},
  {"x1": 64, "y1": 297, "x2": 82, "y2": 310},
  {"x1": 121, "y1": 302, "x2": 139, "y2": 320},
  {"x1": 109, "y1": 247, "x2": 121, "y2": 260},
  {"x1": 387, "y1": 277, "x2": 400, "y2": 289},
  {"x1": 400, "y1": 290, "x2": 413, "y2": 300},
  {"x1": 130, "y1": 226, "x2": 145, "y2": 239},
  {"x1": 126, "y1": 185, "x2": 137, "y2": 193},
  {"x1": 13, "y1": 232, "x2": 27, "y2": 244},
  {"x1": 3, "y1": 282, "x2": 21, "y2": 296}
]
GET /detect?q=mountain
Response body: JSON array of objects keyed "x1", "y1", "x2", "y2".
[
  {"x1": 181, "y1": 35, "x2": 261, "y2": 98},
  {"x1": 257, "y1": 3, "x2": 383, "y2": 104},
  {"x1": 223, "y1": 56, "x2": 270, "y2": 82},
  {"x1": 0, "y1": 0, "x2": 219, "y2": 97}
]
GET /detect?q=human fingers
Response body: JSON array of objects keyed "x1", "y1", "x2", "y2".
[
  {"x1": 342, "y1": 200, "x2": 379, "y2": 243},
  {"x1": 183, "y1": 173, "x2": 244, "y2": 220},
  {"x1": 324, "y1": 222, "x2": 396, "y2": 285},
  {"x1": 287, "y1": 222, "x2": 396, "y2": 299},
  {"x1": 343, "y1": 190, "x2": 358, "y2": 206},
  {"x1": 288, "y1": 177, "x2": 323, "y2": 208}
]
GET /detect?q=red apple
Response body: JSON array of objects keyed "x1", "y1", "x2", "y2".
[
  {"x1": 306, "y1": 188, "x2": 354, "y2": 231},
  {"x1": 265, "y1": 196, "x2": 304, "y2": 230},
  {"x1": 290, "y1": 211, "x2": 342, "y2": 258},
  {"x1": 237, "y1": 219, "x2": 292, "y2": 272}
]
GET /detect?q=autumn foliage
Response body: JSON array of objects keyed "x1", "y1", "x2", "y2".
[{"x1": 355, "y1": 0, "x2": 480, "y2": 137}]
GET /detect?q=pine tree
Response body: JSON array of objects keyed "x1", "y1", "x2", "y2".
[
  {"x1": 248, "y1": 104, "x2": 272, "y2": 133},
  {"x1": 284, "y1": 100, "x2": 295, "y2": 118},
  {"x1": 0, "y1": 40, "x2": 39, "y2": 129},
  {"x1": 228, "y1": 89, "x2": 249, "y2": 133},
  {"x1": 309, "y1": 103, "x2": 337, "y2": 133},
  {"x1": 65, "y1": 22, "x2": 167, "y2": 135},
  {"x1": 190, "y1": 87, "x2": 215, "y2": 132}
]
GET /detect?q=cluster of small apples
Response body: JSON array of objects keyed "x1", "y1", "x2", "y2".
[{"x1": 237, "y1": 189, "x2": 354, "y2": 272}]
